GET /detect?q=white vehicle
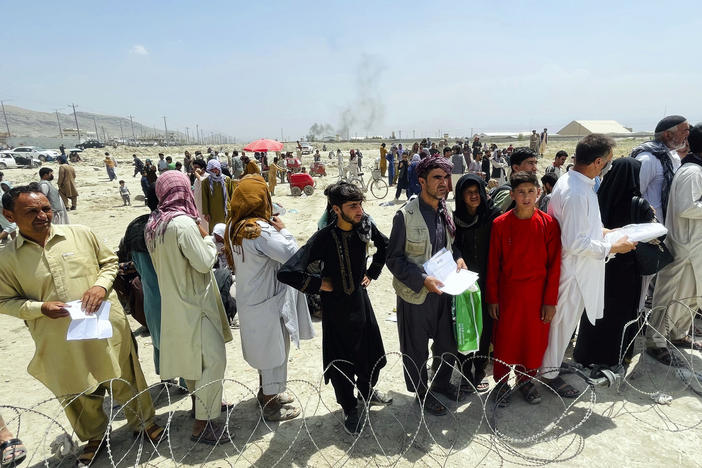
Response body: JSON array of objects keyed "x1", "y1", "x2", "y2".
[
  {"x1": 0, "y1": 151, "x2": 18, "y2": 169},
  {"x1": 300, "y1": 142, "x2": 314, "y2": 155},
  {"x1": 11, "y1": 146, "x2": 60, "y2": 162}
]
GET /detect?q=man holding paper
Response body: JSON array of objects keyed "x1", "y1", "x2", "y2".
[
  {"x1": 387, "y1": 156, "x2": 468, "y2": 416},
  {"x1": 0, "y1": 184, "x2": 162, "y2": 466}
]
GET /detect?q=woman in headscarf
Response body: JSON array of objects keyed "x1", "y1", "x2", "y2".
[
  {"x1": 242, "y1": 154, "x2": 261, "y2": 177},
  {"x1": 453, "y1": 174, "x2": 502, "y2": 392},
  {"x1": 225, "y1": 175, "x2": 314, "y2": 421},
  {"x1": 574, "y1": 157, "x2": 653, "y2": 368},
  {"x1": 145, "y1": 170, "x2": 233, "y2": 445},
  {"x1": 201, "y1": 159, "x2": 235, "y2": 232},
  {"x1": 407, "y1": 153, "x2": 421, "y2": 196}
]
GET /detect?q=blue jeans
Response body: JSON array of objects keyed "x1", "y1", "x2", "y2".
[{"x1": 388, "y1": 162, "x2": 395, "y2": 185}]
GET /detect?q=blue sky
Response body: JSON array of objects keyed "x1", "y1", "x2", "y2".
[{"x1": 2, "y1": 0, "x2": 700, "y2": 140}]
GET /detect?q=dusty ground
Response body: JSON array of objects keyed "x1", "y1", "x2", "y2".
[{"x1": 1, "y1": 139, "x2": 701, "y2": 467}]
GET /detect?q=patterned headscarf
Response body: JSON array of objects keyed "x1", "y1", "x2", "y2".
[
  {"x1": 145, "y1": 170, "x2": 200, "y2": 247},
  {"x1": 415, "y1": 156, "x2": 456, "y2": 236},
  {"x1": 224, "y1": 175, "x2": 272, "y2": 267}
]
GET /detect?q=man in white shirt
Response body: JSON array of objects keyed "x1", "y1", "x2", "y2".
[
  {"x1": 631, "y1": 116, "x2": 690, "y2": 311},
  {"x1": 540, "y1": 134, "x2": 636, "y2": 397},
  {"x1": 646, "y1": 123, "x2": 702, "y2": 364}
]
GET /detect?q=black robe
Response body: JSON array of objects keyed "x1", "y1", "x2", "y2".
[
  {"x1": 574, "y1": 158, "x2": 652, "y2": 367},
  {"x1": 278, "y1": 222, "x2": 388, "y2": 384}
]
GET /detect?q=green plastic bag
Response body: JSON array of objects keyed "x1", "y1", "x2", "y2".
[{"x1": 451, "y1": 282, "x2": 483, "y2": 353}]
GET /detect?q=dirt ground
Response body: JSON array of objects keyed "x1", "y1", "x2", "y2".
[{"x1": 1, "y1": 140, "x2": 701, "y2": 467}]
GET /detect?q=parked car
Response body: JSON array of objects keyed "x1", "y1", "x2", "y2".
[
  {"x1": 11, "y1": 146, "x2": 59, "y2": 162},
  {"x1": 76, "y1": 139, "x2": 105, "y2": 149},
  {"x1": 9, "y1": 150, "x2": 41, "y2": 168},
  {"x1": 0, "y1": 151, "x2": 18, "y2": 169},
  {"x1": 300, "y1": 142, "x2": 314, "y2": 155}
]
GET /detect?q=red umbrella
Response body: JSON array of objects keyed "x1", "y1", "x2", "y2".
[{"x1": 243, "y1": 138, "x2": 283, "y2": 152}]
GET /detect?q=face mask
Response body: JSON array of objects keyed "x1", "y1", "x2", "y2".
[
  {"x1": 600, "y1": 159, "x2": 612, "y2": 178},
  {"x1": 593, "y1": 176, "x2": 602, "y2": 193}
]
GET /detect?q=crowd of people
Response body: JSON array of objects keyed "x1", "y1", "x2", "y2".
[{"x1": 0, "y1": 115, "x2": 700, "y2": 465}]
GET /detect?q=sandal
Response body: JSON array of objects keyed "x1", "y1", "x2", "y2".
[
  {"x1": 548, "y1": 377, "x2": 580, "y2": 398},
  {"x1": 416, "y1": 393, "x2": 447, "y2": 416},
  {"x1": 190, "y1": 422, "x2": 227, "y2": 446},
  {"x1": 257, "y1": 390, "x2": 294, "y2": 406},
  {"x1": 476, "y1": 377, "x2": 490, "y2": 393},
  {"x1": 518, "y1": 381, "x2": 542, "y2": 405},
  {"x1": 494, "y1": 382, "x2": 511, "y2": 408},
  {"x1": 77, "y1": 438, "x2": 104, "y2": 466},
  {"x1": 133, "y1": 422, "x2": 166, "y2": 443},
  {"x1": 670, "y1": 337, "x2": 702, "y2": 352},
  {"x1": 1, "y1": 438, "x2": 26, "y2": 467}
]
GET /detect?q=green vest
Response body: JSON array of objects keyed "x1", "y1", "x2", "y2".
[{"x1": 392, "y1": 197, "x2": 454, "y2": 305}]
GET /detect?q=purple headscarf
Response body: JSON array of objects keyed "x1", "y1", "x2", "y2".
[
  {"x1": 145, "y1": 171, "x2": 200, "y2": 247},
  {"x1": 206, "y1": 159, "x2": 229, "y2": 216}
]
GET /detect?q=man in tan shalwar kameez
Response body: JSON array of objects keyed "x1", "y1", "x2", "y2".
[
  {"x1": 0, "y1": 184, "x2": 162, "y2": 466},
  {"x1": 57, "y1": 158, "x2": 78, "y2": 210},
  {"x1": 146, "y1": 171, "x2": 233, "y2": 445}
]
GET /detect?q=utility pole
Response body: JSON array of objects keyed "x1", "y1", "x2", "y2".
[
  {"x1": 119, "y1": 120, "x2": 124, "y2": 142},
  {"x1": 101, "y1": 126, "x2": 108, "y2": 142},
  {"x1": 93, "y1": 117, "x2": 99, "y2": 141},
  {"x1": 55, "y1": 110, "x2": 64, "y2": 139},
  {"x1": 399, "y1": 130, "x2": 402, "y2": 139},
  {"x1": 71, "y1": 103, "x2": 81, "y2": 142},
  {"x1": 128, "y1": 115, "x2": 136, "y2": 143},
  {"x1": 281, "y1": 128, "x2": 284, "y2": 142},
  {"x1": 1, "y1": 100, "x2": 11, "y2": 136},
  {"x1": 413, "y1": 129, "x2": 415, "y2": 139},
  {"x1": 162, "y1": 116, "x2": 168, "y2": 145},
  {"x1": 196, "y1": 124, "x2": 200, "y2": 144},
  {"x1": 185, "y1": 127, "x2": 189, "y2": 143}
]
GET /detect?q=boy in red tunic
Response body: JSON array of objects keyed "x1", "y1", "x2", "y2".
[{"x1": 486, "y1": 171, "x2": 561, "y2": 405}]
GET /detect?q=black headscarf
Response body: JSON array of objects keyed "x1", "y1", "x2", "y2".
[
  {"x1": 681, "y1": 152, "x2": 702, "y2": 168},
  {"x1": 597, "y1": 157, "x2": 642, "y2": 228},
  {"x1": 453, "y1": 174, "x2": 499, "y2": 229},
  {"x1": 123, "y1": 184, "x2": 159, "y2": 254}
]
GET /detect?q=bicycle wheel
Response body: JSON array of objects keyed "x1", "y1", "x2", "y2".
[
  {"x1": 370, "y1": 179, "x2": 389, "y2": 199},
  {"x1": 350, "y1": 177, "x2": 364, "y2": 191}
]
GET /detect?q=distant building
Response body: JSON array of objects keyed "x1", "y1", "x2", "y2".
[{"x1": 557, "y1": 120, "x2": 632, "y2": 136}]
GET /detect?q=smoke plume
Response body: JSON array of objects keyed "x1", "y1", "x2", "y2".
[{"x1": 337, "y1": 54, "x2": 386, "y2": 138}]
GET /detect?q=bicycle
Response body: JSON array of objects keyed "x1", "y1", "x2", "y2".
[{"x1": 348, "y1": 166, "x2": 389, "y2": 199}]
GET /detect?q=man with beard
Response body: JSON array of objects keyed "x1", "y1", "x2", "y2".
[
  {"x1": 38, "y1": 167, "x2": 69, "y2": 224},
  {"x1": 386, "y1": 156, "x2": 468, "y2": 416},
  {"x1": 539, "y1": 134, "x2": 636, "y2": 397},
  {"x1": 631, "y1": 115, "x2": 690, "y2": 313},
  {"x1": 647, "y1": 123, "x2": 702, "y2": 364},
  {"x1": 278, "y1": 182, "x2": 391, "y2": 435}
]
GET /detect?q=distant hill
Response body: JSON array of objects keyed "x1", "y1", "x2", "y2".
[{"x1": 1, "y1": 104, "x2": 174, "y2": 142}]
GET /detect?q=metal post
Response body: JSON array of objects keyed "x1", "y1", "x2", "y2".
[
  {"x1": 129, "y1": 115, "x2": 136, "y2": 143},
  {"x1": 93, "y1": 117, "x2": 99, "y2": 142},
  {"x1": 119, "y1": 120, "x2": 124, "y2": 142},
  {"x1": 55, "y1": 110, "x2": 64, "y2": 139},
  {"x1": 0, "y1": 101, "x2": 10, "y2": 137},
  {"x1": 196, "y1": 124, "x2": 200, "y2": 144},
  {"x1": 185, "y1": 127, "x2": 189, "y2": 143},
  {"x1": 162, "y1": 116, "x2": 168, "y2": 145},
  {"x1": 71, "y1": 104, "x2": 81, "y2": 142}
]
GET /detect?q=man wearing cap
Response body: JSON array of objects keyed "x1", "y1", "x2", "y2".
[
  {"x1": 646, "y1": 123, "x2": 702, "y2": 364},
  {"x1": 386, "y1": 156, "x2": 468, "y2": 416},
  {"x1": 630, "y1": 116, "x2": 690, "y2": 313}
]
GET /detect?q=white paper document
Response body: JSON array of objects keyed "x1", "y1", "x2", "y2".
[
  {"x1": 66, "y1": 300, "x2": 113, "y2": 341},
  {"x1": 604, "y1": 223, "x2": 668, "y2": 245},
  {"x1": 423, "y1": 248, "x2": 479, "y2": 295}
]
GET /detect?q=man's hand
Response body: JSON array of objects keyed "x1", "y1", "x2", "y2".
[
  {"x1": 320, "y1": 278, "x2": 334, "y2": 292},
  {"x1": 488, "y1": 304, "x2": 499, "y2": 320},
  {"x1": 423, "y1": 276, "x2": 444, "y2": 294},
  {"x1": 270, "y1": 215, "x2": 285, "y2": 232},
  {"x1": 203, "y1": 214, "x2": 210, "y2": 223},
  {"x1": 361, "y1": 275, "x2": 371, "y2": 288},
  {"x1": 41, "y1": 301, "x2": 69, "y2": 319},
  {"x1": 541, "y1": 305, "x2": 556, "y2": 323},
  {"x1": 610, "y1": 235, "x2": 637, "y2": 254},
  {"x1": 456, "y1": 258, "x2": 467, "y2": 271},
  {"x1": 81, "y1": 286, "x2": 107, "y2": 315},
  {"x1": 198, "y1": 223, "x2": 209, "y2": 238}
]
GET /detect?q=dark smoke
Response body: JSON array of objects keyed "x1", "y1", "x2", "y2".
[
  {"x1": 337, "y1": 54, "x2": 386, "y2": 138},
  {"x1": 307, "y1": 122, "x2": 335, "y2": 140}
]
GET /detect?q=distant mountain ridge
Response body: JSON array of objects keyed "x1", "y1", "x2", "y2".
[{"x1": 1, "y1": 104, "x2": 170, "y2": 140}]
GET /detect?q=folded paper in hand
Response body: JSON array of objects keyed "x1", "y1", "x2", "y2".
[
  {"x1": 604, "y1": 223, "x2": 667, "y2": 245},
  {"x1": 423, "y1": 248, "x2": 479, "y2": 295},
  {"x1": 66, "y1": 300, "x2": 113, "y2": 341}
]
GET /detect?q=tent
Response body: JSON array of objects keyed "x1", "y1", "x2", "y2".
[{"x1": 557, "y1": 120, "x2": 632, "y2": 136}]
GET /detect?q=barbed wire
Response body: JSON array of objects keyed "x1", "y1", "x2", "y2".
[{"x1": 1, "y1": 298, "x2": 701, "y2": 466}]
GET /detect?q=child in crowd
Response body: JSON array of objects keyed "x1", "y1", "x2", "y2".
[
  {"x1": 486, "y1": 171, "x2": 561, "y2": 406},
  {"x1": 119, "y1": 180, "x2": 131, "y2": 206},
  {"x1": 538, "y1": 172, "x2": 559, "y2": 212}
]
